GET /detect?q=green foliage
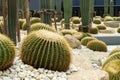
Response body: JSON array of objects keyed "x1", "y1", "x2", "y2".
[
  {"x1": 30, "y1": 23, "x2": 56, "y2": 32},
  {"x1": 0, "y1": 34, "x2": 15, "y2": 70},
  {"x1": 104, "y1": 16, "x2": 114, "y2": 21},
  {"x1": 81, "y1": 37, "x2": 96, "y2": 46},
  {"x1": 93, "y1": 19, "x2": 101, "y2": 24},
  {"x1": 96, "y1": 24, "x2": 106, "y2": 30},
  {"x1": 117, "y1": 27, "x2": 120, "y2": 33},
  {"x1": 89, "y1": 27, "x2": 98, "y2": 34},
  {"x1": 87, "y1": 40, "x2": 107, "y2": 52},
  {"x1": 20, "y1": 30, "x2": 72, "y2": 71}
]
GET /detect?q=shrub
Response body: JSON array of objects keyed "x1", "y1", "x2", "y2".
[{"x1": 20, "y1": 30, "x2": 72, "y2": 71}]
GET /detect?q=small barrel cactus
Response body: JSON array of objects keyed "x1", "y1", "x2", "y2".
[
  {"x1": 103, "y1": 59, "x2": 120, "y2": 80},
  {"x1": 0, "y1": 21, "x2": 3, "y2": 33},
  {"x1": 70, "y1": 17, "x2": 81, "y2": 24},
  {"x1": 104, "y1": 16, "x2": 114, "y2": 21},
  {"x1": 19, "y1": 19, "x2": 26, "y2": 29},
  {"x1": 109, "y1": 47, "x2": 120, "y2": 56},
  {"x1": 115, "y1": 17, "x2": 120, "y2": 21},
  {"x1": 96, "y1": 24, "x2": 106, "y2": 30},
  {"x1": 30, "y1": 23, "x2": 56, "y2": 32},
  {"x1": 81, "y1": 37, "x2": 96, "y2": 46},
  {"x1": 20, "y1": 30, "x2": 72, "y2": 71},
  {"x1": 22, "y1": 22, "x2": 27, "y2": 30},
  {"x1": 117, "y1": 27, "x2": 120, "y2": 33},
  {"x1": 93, "y1": 19, "x2": 101, "y2": 24},
  {"x1": 30, "y1": 17, "x2": 41, "y2": 25},
  {"x1": 60, "y1": 29, "x2": 77, "y2": 35},
  {"x1": 0, "y1": 34, "x2": 15, "y2": 70},
  {"x1": 89, "y1": 27, "x2": 98, "y2": 34},
  {"x1": 87, "y1": 40, "x2": 107, "y2": 52}
]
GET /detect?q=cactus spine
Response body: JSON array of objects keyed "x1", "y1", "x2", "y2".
[
  {"x1": 80, "y1": 0, "x2": 90, "y2": 32},
  {"x1": 20, "y1": 30, "x2": 72, "y2": 71},
  {"x1": 104, "y1": 0, "x2": 109, "y2": 16},
  {"x1": 8, "y1": 0, "x2": 18, "y2": 44},
  {"x1": 63, "y1": 0, "x2": 72, "y2": 29},
  {"x1": 0, "y1": 34, "x2": 15, "y2": 70},
  {"x1": 110, "y1": 0, "x2": 114, "y2": 16}
]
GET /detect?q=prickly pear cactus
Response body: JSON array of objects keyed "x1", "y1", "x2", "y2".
[
  {"x1": 0, "y1": 34, "x2": 15, "y2": 70},
  {"x1": 87, "y1": 40, "x2": 107, "y2": 52},
  {"x1": 20, "y1": 30, "x2": 72, "y2": 71},
  {"x1": 30, "y1": 23, "x2": 56, "y2": 32}
]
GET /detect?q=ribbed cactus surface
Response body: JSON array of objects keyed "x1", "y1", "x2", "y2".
[
  {"x1": 30, "y1": 23, "x2": 56, "y2": 32},
  {"x1": 87, "y1": 40, "x2": 107, "y2": 52},
  {"x1": 20, "y1": 30, "x2": 72, "y2": 71},
  {"x1": 104, "y1": 0, "x2": 109, "y2": 16},
  {"x1": 0, "y1": 34, "x2": 15, "y2": 70}
]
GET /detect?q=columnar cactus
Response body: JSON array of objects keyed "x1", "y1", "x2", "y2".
[
  {"x1": 56, "y1": 0, "x2": 62, "y2": 21},
  {"x1": 0, "y1": 34, "x2": 15, "y2": 70},
  {"x1": 8, "y1": 0, "x2": 18, "y2": 44},
  {"x1": 20, "y1": 30, "x2": 72, "y2": 71},
  {"x1": 110, "y1": 0, "x2": 114, "y2": 16},
  {"x1": 104, "y1": 0, "x2": 109, "y2": 16},
  {"x1": 80, "y1": 0, "x2": 90, "y2": 32},
  {"x1": 63, "y1": 0, "x2": 72, "y2": 29},
  {"x1": 30, "y1": 23, "x2": 56, "y2": 32},
  {"x1": 87, "y1": 40, "x2": 107, "y2": 52},
  {"x1": 81, "y1": 37, "x2": 96, "y2": 46}
]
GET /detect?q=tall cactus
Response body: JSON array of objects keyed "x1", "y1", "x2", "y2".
[
  {"x1": 89, "y1": 0, "x2": 94, "y2": 20},
  {"x1": 7, "y1": 0, "x2": 18, "y2": 44},
  {"x1": 80, "y1": 0, "x2": 90, "y2": 32},
  {"x1": 63, "y1": 0, "x2": 72, "y2": 29},
  {"x1": 0, "y1": 0, "x2": 2, "y2": 15},
  {"x1": 104, "y1": 0, "x2": 109, "y2": 16},
  {"x1": 110, "y1": 0, "x2": 114, "y2": 16},
  {"x1": 56, "y1": 0, "x2": 62, "y2": 21}
]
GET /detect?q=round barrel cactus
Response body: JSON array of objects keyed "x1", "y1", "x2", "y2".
[
  {"x1": 87, "y1": 40, "x2": 107, "y2": 52},
  {"x1": 20, "y1": 30, "x2": 72, "y2": 71},
  {"x1": 0, "y1": 21, "x2": 3, "y2": 33},
  {"x1": 96, "y1": 24, "x2": 106, "y2": 30},
  {"x1": 30, "y1": 17, "x2": 41, "y2": 25},
  {"x1": 0, "y1": 34, "x2": 15, "y2": 70},
  {"x1": 104, "y1": 16, "x2": 114, "y2": 21},
  {"x1": 30, "y1": 23, "x2": 56, "y2": 32},
  {"x1": 81, "y1": 37, "x2": 96, "y2": 46},
  {"x1": 117, "y1": 27, "x2": 120, "y2": 33},
  {"x1": 60, "y1": 29, "x2": 77, "y2": 35},
  {"x1": 109, "y1": 47, "x2": 120, "y2": 56},
  {"x1": 93, "y1": 19, "x2": 101, "y2": 24},
  {"x1": 89, "y1": 27, "x2": 98, "y2": 34},
  {"x1": 102, "y1": 59, "x2": 120, "y2": 80}
]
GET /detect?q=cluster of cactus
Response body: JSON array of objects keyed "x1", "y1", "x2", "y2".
[
  {"x1": 87, "y1": 40, "x2": 107, "y2": 52},
  {"x1": 30, "y1": 23, "x2": 56, "y2": 32},
  {"x1": 102, "y1": 51, "x2": 120, "y2": 80},
  {"x1": 104, "y1": 16, "x2": 114, "y2": 21},
  {"x1": 0, "y1": 21, "x2": 3, "y2": 33},
  {"x1": 93, "y1": 19, "x2": 101, "y2": 24},
  {"x1": 0, "y1": 34, "x2": 15, "y2": 70},
  {"x1": 117, "y1": 27, "x2": 120, "y2": 33},
  {"x1": 70, "y1": 17, "x2": 81, "y2": 24},
  {"x1": 60, "y1": 29, "x2": 77, "y2": 35},
  {"x1": 81, "y1": 37, "x2": 96, "y2": 46},
  {"x1": 20, "y1": 30, "x2": 72, "y2": 71},
  {"x1": 96, "y1": 24, "x2": 106, "y2": 30},
  {"x1": 89, "y1": 27, "x2": 98, "y2": 34}
]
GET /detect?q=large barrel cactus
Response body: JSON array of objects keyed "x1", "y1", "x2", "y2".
[
  {"x1": 87, "y1": 40, "x2": 107, "y2": 52},
  {"x1": 20, "y1": 30, "x2": 72, "y2": 71},
  {"x1": 30, "y1": 23, "x2": 56, "y2": 32},
  {"x1": 0, "y1": 34, "x2": 15, "y2": 70}
]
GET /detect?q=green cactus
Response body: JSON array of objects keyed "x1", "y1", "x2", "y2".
[
  {"x1": 0, "y1": 34, "x2": 15, "y2": 70},
  {"x1": 93, "y1": 19, "x2": 101, "y2": 24},
  {"x1": 60, "y1": 29, "x2": 77, "y2": 35},
  {"x1": 103, "y1": 59, "x2": 120, "y2": 80},
  {"x1": 63, "y1": 0, "x2": 72, "y2": 29},
  {"x1": 0, "y1": 21, "x2": 3, "y2": 33},
  {"x1": 80, "y1": 0, "x2": 90, "y2": 32},
  {"x1": 109, "y1": 47, "x2": 120, "y2": 56},
  {"x1": 87, "y1": 40, "x2": 107, "y2": 52},
  {"x1": 30, "y1": 17, "x2": 41, "y2": 25},
  {"x1": 30, "y1": 23, "x2": 56, "y2": 32},
  {"x1": 96, "y1": 24, "x2": 106, "y2": 30},
  {"x1": 89, "y1": 27, "x2": 98, "y2": 34},
  {"x1": 22, "y1": 22, "x2": 27, "y2": 30},
  {"x1": 81, "y1": 37, "x2": 96, "y2": 46},
  {"x1": 19, "y1": 19, "x2": 26, "y2": 29},
  {"x1": 110, "y1": 0, "x2": 114, "y2": 16},
  {"x1": 117, "y1": 27, "x2": 120, "y2": 33},
  {"x1": 20, "y1": 30, "x2": 72, "y2": 71},
  {"x1": 56, "y1": 0, "x2": 62, "y2": 21},
  {"x1": 104, "y1": 16, "x2": 114, "y2": 21},
  {"x1": 104, "y1": 0, "x2": 109, "y2": 16},
  {"x1": 115, "y1": 17, "x2": 120, "y2": 21},
  {"x1": 70, "y1": 17, "x2": 81, "y2": 24}
]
